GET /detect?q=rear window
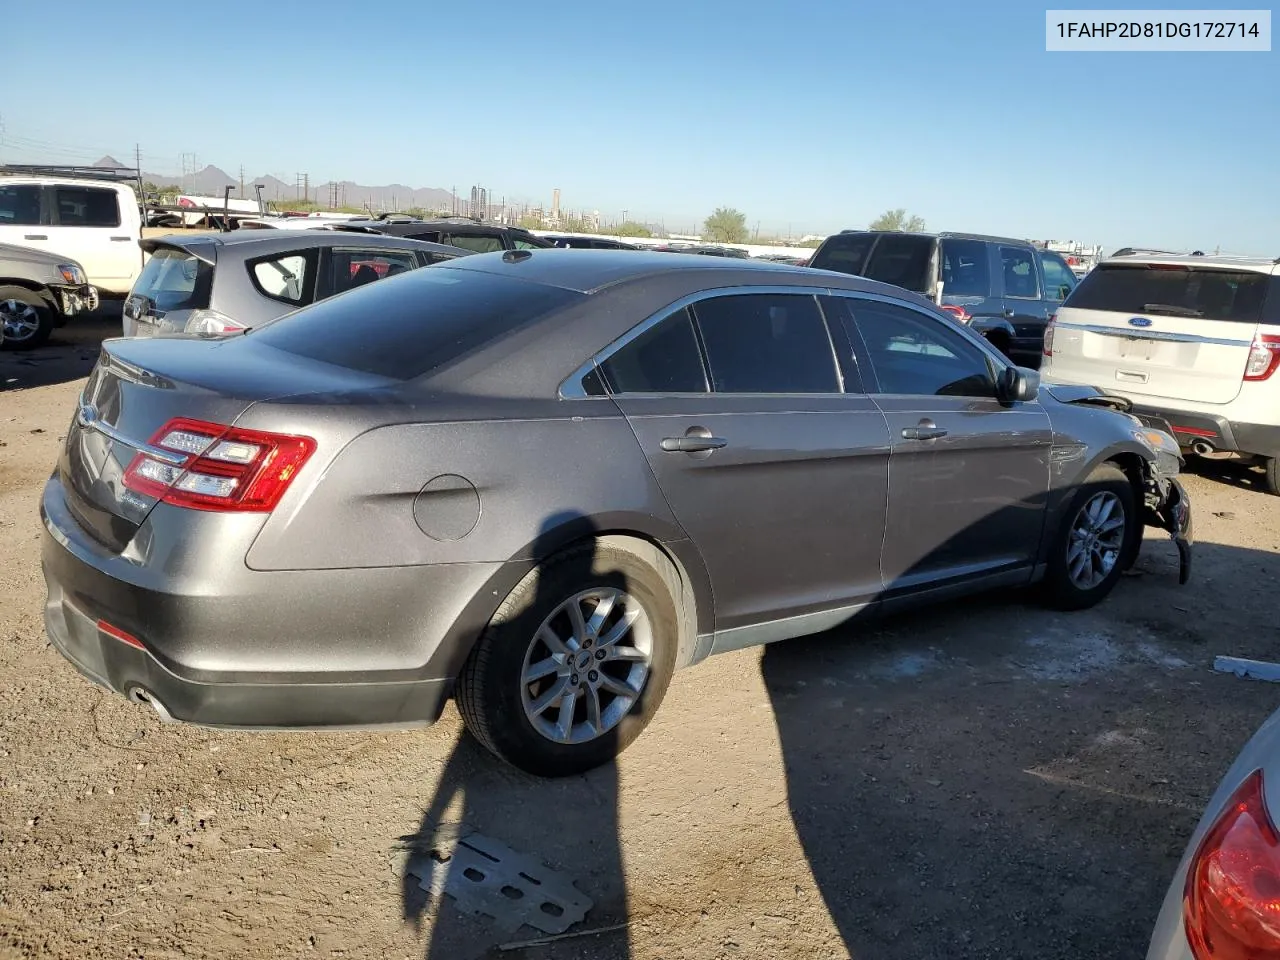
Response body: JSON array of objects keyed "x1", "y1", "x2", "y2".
[
  {"x1": 133, "y1": 247, "x2": 212, "y2": 311},
  {"x1": 250, "y1": 266, "x2": 580, "y2": 380},
  {"x1": 811, "y1": 233, "x2": 935, "y2": 294},
  {"x1": 1065, "y1": 264, "x2": 1273, "y2": 323}
]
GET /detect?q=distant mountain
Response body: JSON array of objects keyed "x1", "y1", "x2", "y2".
[{"x1": 94, "y1": 155, "x2": 126, "y2": 168}]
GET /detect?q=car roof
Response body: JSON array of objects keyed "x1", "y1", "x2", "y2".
[
  {"x1": 434, "y1": 247, "x2": 868, "y2": 294},
  {"x1": 1097, "y1": 253, "x2": 1280, "y2": 274},
  {"x1": 0, "y1": 176, "x2": 134, "y2": 191},
  {"x1": 141, "y1": 229, "x2": 469, "y2": 261},
  {"x1": 833, "y1": 229, "x2": 1031, "y2": 247}
]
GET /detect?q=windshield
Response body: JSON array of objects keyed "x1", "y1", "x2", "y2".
[
  {"x1": 132, "y1": 246, "x2": 212, "y2": 312},
  {"x1": 1065, "y1": 263, "x2": 1273, "y2": 323}
]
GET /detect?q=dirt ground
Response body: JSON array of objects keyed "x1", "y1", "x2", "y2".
[{"x1": 2, "y1": 313, "x2": 1278, "y2": 960}]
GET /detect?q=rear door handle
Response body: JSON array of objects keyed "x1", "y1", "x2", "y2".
[
  {"x1": 24, "y1": 234, "x2": 47, "y2": 240},
  {"x1": 110, "y1": 236, "x2": 131, "y2": 242},
  {"x1": 660, "y1": 436, "x2": 728, "y2": 453},
  {"x1": 1003, "y1": 307, "x2": 1015, "y2": 318},
  {"x1": 902, "y1": 419, "x2": 948, "y2": 441}
]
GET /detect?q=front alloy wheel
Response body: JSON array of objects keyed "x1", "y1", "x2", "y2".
[
  {"x1": 1042, "y1": 462, "x2": 1136, "y2": 610},
  {"x1": 1065, "y1": 491, "x2": 1127, "y2": 590}
]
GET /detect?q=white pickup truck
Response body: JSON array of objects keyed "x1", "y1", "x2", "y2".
[{"x1": 0, "y1": 175, "x2": 143, "y2": 296}]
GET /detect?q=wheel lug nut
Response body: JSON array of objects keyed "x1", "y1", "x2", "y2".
[
  {"x1": 570, "y1": 674, "x2": 579, "y2": 685},
  {"x1": 588, "y1": 670, "x2": 598, "y2": 682},
  {"x1": 595, "y1": 649, "x2": 606, "y2": 660},
  {"x1": 582, "y1": 638, "x2": 592, "y2": 648}
]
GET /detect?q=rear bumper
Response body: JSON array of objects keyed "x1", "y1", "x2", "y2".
[
  {"x1": 1128, "y1": 405, "x2": 1280, "y2": 459},
  {"x1": 40, "y1": 475, "x2": 519, "y2": 729}
]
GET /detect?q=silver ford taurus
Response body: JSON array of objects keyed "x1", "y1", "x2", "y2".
[{"x1": 40, "y1": 250, "x2": 1192, "y2": 776}]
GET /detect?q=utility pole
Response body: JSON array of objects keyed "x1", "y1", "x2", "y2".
[
  {"x1": 134, "y1": 143, "x2": 142, "y2": 180},
  {"x1": 238, "y1": 165, "x2": 245, "y2": 197},
  {"x1": 302, "y1": 173, "x2": 310, "y2": 204}
]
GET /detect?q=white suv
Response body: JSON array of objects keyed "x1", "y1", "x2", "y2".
[{"x1": 1042, "y1": 253, "x2": 1280, "y2": 492}]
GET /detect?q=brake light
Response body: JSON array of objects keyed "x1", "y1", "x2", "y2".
[
  {"x1": 1184, "y1": 769, "x2": 1280, "y2": 959},
  {"x1": 940, "y1": 305, "x2": 971, "y2": 323},
  {"x1": 122, "y1": 417, "x2": 316, "y2": 512},
  {"x1": 1245, "y1": 336, "x2": 1280, "y2": 381},
  {"x1": 184, "y1": 309, "x2": 247, "y2": 337},
  {"x1": 1043, "y1": 318, "x2": 1056, "y2": 356}
]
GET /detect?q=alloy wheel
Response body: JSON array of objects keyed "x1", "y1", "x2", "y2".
[
  {"x1": 1066, "y1": 491, "x2": 1126, "y2": 590},
  {"x1": 0, "y1": 299, "x2": 40, "y2": 343}
]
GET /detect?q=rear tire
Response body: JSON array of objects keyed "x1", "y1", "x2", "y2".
[
  {"x1": 1261, "y1": 458, "x2": 1280, "y2": 497},
  {"x1": 456, "y1": 541, "x2": 678, "y2": 777},
  {"x1": 1042, "y1": 463, "x2": 1138, "y2": 611},
  {"x1": 0, "y1": 287, "x2": 53, "y2": 350}
]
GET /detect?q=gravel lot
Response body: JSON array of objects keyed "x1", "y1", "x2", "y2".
[{"x1": 3, "y1": 313, "x2": 1279, "y2": 960}]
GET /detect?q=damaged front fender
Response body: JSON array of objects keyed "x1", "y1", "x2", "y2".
[{"x1": 1142, "y1": 467, "x2": 1193, "y2": 585}]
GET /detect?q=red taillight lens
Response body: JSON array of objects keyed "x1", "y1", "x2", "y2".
[
  {"x1": 1043, "y1": 319, "x2": 1056, "y2": 356},
  {"x1": 1245, "y1": 336, "x2": 1280, "y2": 382},
  {"x1": 122, "y1": 417, "x2": 316, "y2": 512},
  {"x1": 940, "y1": 305, "x2": 971, "y2": 323},
  {"x1": 1184, "y1": 769, "x2": 1280, "y2": 959}
]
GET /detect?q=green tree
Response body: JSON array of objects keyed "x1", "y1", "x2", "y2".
[
  {"x1": 517, "y1": 214, "x2": 543, "y2": 230},
  {"x1": 614, "y1": 221, "x2": 652, "y2": 238},
  {"x1": 868, "y1": 208, "x2": 926, "y2": 232},
  {"x1": 703, "y1": 207, "x2": 748, "y2": 243}
]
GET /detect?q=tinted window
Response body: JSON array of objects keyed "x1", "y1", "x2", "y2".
[
  {"x1": 443, "y1": 233, "x2": 505, "y2": 253},
  {"x1": 1065, "y1": 264, "x2": 1271, "y2": 323},
  {"x1": 55, "y1": 187, "x2": 121, "y2": 228},
  {"x1": 513, "y1": 236, "x2": 548, "y2": 250},
  {"x1": 251, "y1": 267, "x2": 580, "y2": 380},
  {"x1": 600, "y1": 307, "x2": 707, "y2": 394},
  {"x1": 810, "y1": 233, "x2": 874, "y2": 276},
  {"x1": 404, "y1": 230, "x2": 442, "y2": 243},
  {"x1": 132, "y1": 247, "x2": 212, "y2": 311},
  {"x1": 861, "y1": 235, "x2": 936, "y2": 293},
  {"x1": 1000, "y1": 246, "x2": 1039, "y2": 299},
  {"x1": 846, "y1": 300, "x2": 995, "y2": 397},
  {"x1": 1040, "y1": 253, "x2": 1077, "y2": 302},
  {"x1": 0, "y1": 185, "x2": 41, "y2": 225},
  {"x1": 251, "y1": 252, "x2": 312, "y2": 305},
  {"x1": 694, "y1": 294, "x2": 839, "y2": 393},
  {"x1": 940, "y1": 239, "x2": 991, "y2": 297},
  {"x1": 327, "y1": 248, "x2": 418, "y2": 295}
]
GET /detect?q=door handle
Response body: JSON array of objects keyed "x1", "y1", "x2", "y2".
[
  {"x1": 1002, "y1": 307, "x2": 1015, "y2": 318},
  {"x1": 660, "y1": 435, "x2": 728, "y2": 453},
  {"x1": 902, "y1": 419, "x2": 948, "y2": 441},
  {"x1": 24, "y1": 234, "x2": 47, "y2": 240},
  {"x1": 110, "y1": 236, "x2": 131, "y2": 241}
]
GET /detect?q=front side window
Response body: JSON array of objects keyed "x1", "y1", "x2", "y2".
[
  {"x1": 940, "y1": 239, "x2": 991, "y2": 297},
  {"x1": 327, "y1": 248, "x2": 418, "y2": 296},
  {"x1": 250, "y1": 252, "x2": 312, "y2": 305},
  {"x1": 599, "y1": 307, "x2": 707, "y2": 394},
  {"x1": 1000, "y1": 246, "x2": 1040, "y2": 300},
  {"x1": 0, "y1": 185, "x2": 41, "y2": 225},
  {"x1": 845, "y1": 299, "x2": 996, "y2": 398},
  {"x1": 1040, "y1": 253, "x2": 1077, "y2": 302},
  {"x1": 692, "y1": 293, "x2": 840, "y2": 394},
  {"x1": 55, "y1": 187, "x2": 121, "y2": 228},
  {"x1": 512, "y1": 237, "x2": 546, "y2": 250}
]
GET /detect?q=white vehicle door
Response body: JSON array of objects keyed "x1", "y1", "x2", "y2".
[
  {"x1": 1049, "y1": 261, "x2": 1270, "y2": 406},
  {"x1": 43, "y1": 184, "x2": 140, "y2": 292}
]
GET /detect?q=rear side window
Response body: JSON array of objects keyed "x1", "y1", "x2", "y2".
[
  {"x1": 132, "y1": 247, "x2": 212, "y2": 311},
  {"x1": 327, "y1": 248, "x2": 418, "y2": 296},
  {"x1": 55, "y1": 187, "x2": 121, "y2": 228},
  {"x1": 693, "y1": 293, "x2": 840, "y2": 393},
  {"x1": 1065, "y1": 264, "x2": 1272, "y2": 323},
  {"x1": 250, "y1": 252, "x2": 313, "y2": 306},
  {"x1": 861, "y1": 235, "x2": 936, "y2": 294},
  {"x1": 811, "y1": 233, "x2": 874, "y2": 276},
  {"x1": 0, "y1": 185, "x2": 41, "y2": 225},
  {"x1": 940, "y1": 239, "x2": 990, "y2": 297},
  {"x1": 1000, "y1": 246, "x2": 1039, "y2": 299},
  {"x1": 600, "y1": 307, "x2": 707, "y2": 394},
  {"x1": 441, "y1": 233, "x2": 504, "y2": 253},
  {"x1": 251, "y1": 267, "x2": 580, "y2": 380}
]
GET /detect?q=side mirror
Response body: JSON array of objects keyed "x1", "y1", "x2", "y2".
[{"x1": 998, "y1": 365, "x2": 1039, "y2": 403}]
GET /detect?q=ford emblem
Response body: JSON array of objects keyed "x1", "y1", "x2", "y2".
[{"x1": 1128, "y1": 317, "x2": 1153, "y2": 328}]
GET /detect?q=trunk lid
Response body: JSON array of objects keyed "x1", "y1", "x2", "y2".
[
  {"x1": 1048, "y1": 262, "x2": 1274, "y2": 405},
  {"x1": 59, "y1": 336, "x2": 390, "y2": 551}
]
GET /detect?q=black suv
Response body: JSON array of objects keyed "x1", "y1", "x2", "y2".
[
  {"x1": 328, "y1": 216, "x2": 553, "y2": 254},
  {"x1": 808, "y1": 231, "x2": 1079, "y2": 367}
]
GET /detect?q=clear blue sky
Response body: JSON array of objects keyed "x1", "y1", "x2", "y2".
[{"x1": 5, "y1": 0, "x2": 1277, "y2": 251}]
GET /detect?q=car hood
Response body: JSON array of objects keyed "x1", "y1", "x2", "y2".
[{"x1": 0, "y1": 241, "x2": 83, "y2": 271}]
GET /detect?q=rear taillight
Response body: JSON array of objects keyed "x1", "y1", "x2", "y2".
[
  {"x1": 122, "y1": 417, "x2": 316, "y2": 512},
  {"x1": 1043, "y1": 317, "x2": 1056, "y2": 356},
  {"x1": 184, "y1": 309, "x2": 248, "y2": 337},
  {"x1": 1245, "y1": 336, "x2": 1280, "y2": 381},
  {"x1": 1184, "y1": 769, "x2": 1280, "y2": 959},
  {"x1": 940, "y1": 305, "x2": 971, "y2": 323}
]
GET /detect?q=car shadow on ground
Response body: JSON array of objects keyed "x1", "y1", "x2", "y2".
[
  {"x1": 1184, "y1": 455, "x2": 1271, "y2": 495},
  {"x1": 399, "y1": 530, "x2": 1276, "y2": 959},
  {"x1": 0, "y1": 302, "x2": 119, "y2": 392}
]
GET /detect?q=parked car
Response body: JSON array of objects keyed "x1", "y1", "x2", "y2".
[
  {"x1": 543, "y1": 234, "x2": 639, "y2": 250},
  {"x1": 327, "y1": 215, "x2": 553, "y2": 253},
  {"x1": 0, "y1": 242, "x2": 97, "y2": 349},
  {"x1": 0, "y1": 173, "x2": 143, "y2": 296},
  {"x1": 1146, "y1": 703, "x2": 1280, "y2": 959},
  {"x1": 122, "y1": 230, "x2": 470, "y2": 338},
  {"x1": 41, "y1": 250, "x2": 1190, "y2": 777},
  {"x1": 651, "y1": 244, "x2": 751, "y2": 258},
  {"x1": 1041, "y1": 253, "x2": 1280, "y2": 493},
  {"x1": 807, "y1": 230, "x2": 1078, "y2": 367}
]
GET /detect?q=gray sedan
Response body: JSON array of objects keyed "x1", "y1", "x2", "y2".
[
  {"x1": 122, "y1": 230, "x2": 469, "y2": 337},
  {"x1": 41, "y1": 250, "x2": 1191, "y2": 776}
]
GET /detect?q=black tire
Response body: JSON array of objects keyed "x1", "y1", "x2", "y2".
[
  {"x1": 1042, "y1": 462, "x2": 1138, "y2": 611},
  {"x1": 0, "y1": 286, "x2": 54, "y2": 351},
  {"x1": 456, "y1": 541, "x2": 679, "y2": 777},
  {"x1": 1261, "y1": 458, "x2": 1280, "y2": 497}
]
